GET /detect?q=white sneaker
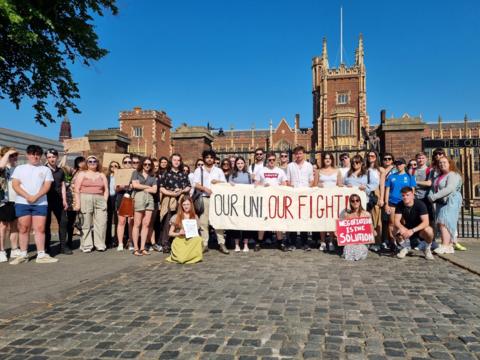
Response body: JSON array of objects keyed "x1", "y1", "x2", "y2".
[
  {"x1": 319, "y1": 243, "x2": 326, "y2": 251},
  {"x1": 424, "y1": 247, "x2": 434, "y2": 260},
  {"x1": 0, "y1": 251, "x2": 7, "y2": 263},
  {"x1": 36, "y1": 254, "x2": 58, "y2": 263},
  {"x1": 128, "y1": 245, "x2": 134, "y2": 252},
  {"x1": 10, "y1": 248, "x2": 21, "y2": 259},
  {"x1": 10, "y1": 255, "x2": 28, "y2": 265},
  {"x1": 328, "y1": 242, "x2": 335, "y2": 252},
  {"x1": 243, "y1": 246, "x2": 249, "y2": 253},
  {"x1": 117, "y1": 244, "x2": 124, "y2": 252},
  {"x1": 397, "y1": 248, "x2": 409, "y2": 259},
  {"x1": 234, "y1": 245, "x2": 241, "y2": 252},
  {"x1": 82, "y1": 248, "x2": 92, "y2": 253},
  {"x1": 434, "y1": 245, "x2": 447, "y2": 255},
  {"x1": 444, "y1": 245, "x2": 455, "y2": 254}
]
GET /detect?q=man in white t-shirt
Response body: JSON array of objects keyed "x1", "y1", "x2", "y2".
[
  {"x1": 193, "y1": 150, "x2": 229, "y2": 255},
  {"x1": 255, "y1": 152, "x2": 287, "y2": 251},
  {"x1": 286, "y1": 146, "x2": 314, "y2": 251},
  {"x1": 10, "y1": 145, "x2": 57, "y2": 264},
  {"x1": 339, "y1": 153, "x2": 350, "y2": 180},
  {"x1": 248, "y1": 147, "x2": 265, "y2": 181}
]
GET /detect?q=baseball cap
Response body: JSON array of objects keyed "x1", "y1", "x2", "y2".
[{"x1": 394, "y1": 158, "x2": 406, "y2": 165}]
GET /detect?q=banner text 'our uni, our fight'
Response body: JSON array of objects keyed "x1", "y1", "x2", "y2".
[{"x1": 209, "y1": 184, "x2": 367, "y2": 232}]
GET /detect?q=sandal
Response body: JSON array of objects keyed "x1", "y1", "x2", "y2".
[
  {"x1": 134, "y1": 250, "x2": 142, "y2": 256},
  {"x1": 140, "y1": 249, "x2": 150, "y2": 256}
]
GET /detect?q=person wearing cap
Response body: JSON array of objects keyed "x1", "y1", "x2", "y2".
[
  {"x1": 385, "y1": 157, "x2": 417, "y2": 251},
  {"x1": 10, "y1": 145, "x2": 57, "y2": 264},
  {"x1": 44, "y1": 148, "x2": 71, "y2": 255},
  {"x1": 0, "y1": 147, "x2": 20, "y2": 263},
  {"x1": 74, "y1": 155, "x2": 109, "y2": 252}
]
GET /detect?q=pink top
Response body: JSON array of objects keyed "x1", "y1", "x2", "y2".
[{"x1": 79, "y1": 176, "x2": 104, "y2": 195}]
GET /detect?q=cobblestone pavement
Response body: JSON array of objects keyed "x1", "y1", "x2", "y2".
[{"x1": 1, "y1": 250, "x2": 479, "y2": 360}]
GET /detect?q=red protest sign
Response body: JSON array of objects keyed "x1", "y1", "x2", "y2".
[{"x1": 336, "y1": 217, "x2": 375, "y2": 246}]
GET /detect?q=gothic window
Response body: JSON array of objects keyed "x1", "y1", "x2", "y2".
[
  {"x1": 336, "y1": 118, "x2": 353, "y2": 136},
  {"x1": 337, "y1": 93, "x2": 349, "y2": 105},
  {"x1": 133, "y1": 126, "x2": 143, "y2": 138},
  {"x1": 161, "y1": 129, "x2": 166, "y2": 141}
]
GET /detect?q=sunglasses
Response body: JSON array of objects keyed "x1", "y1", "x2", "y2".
[
  {"x1": 123, "y1": 160, "x2": 132, "y2": 164},
  {"x1": 340, "y1": 157, "x2": 347, "y2": 161},
  {"x1": 255, "y1": 153, "x2": 263, "y2": 156},
  {"x1": 143, "y1": 163, "x2": 152, "y2": 166},
  {"x1": 280, "y1": 155, "x2": 288, "y2": 158},
  {"x1": 197, "y1": 163, "x2": 204, "y2": 167},
  {"x1": 267, "y1": 158, "x2": 276, "y2": 162},
  {"x1": 383, "y1": 157, "x2": 392, "y2": 161},
  {"x1": 88, "y1": 160, "x2": 98, "y2": 164},
  {"x1": 132, "y1": 161, "x2": 139, "y2": 164},
  {"x1": 350, "y1": 199, "x2": 361, "y2": 203},
  {"x1": 409, "y1": 163, "x2": 417, "y2": 166},
  {"x1": 110, "y1": 164, "x2": 119, "y2": 168},
  {"x1": 353, "y1": 160, "x2": 362, "y2": 164}
]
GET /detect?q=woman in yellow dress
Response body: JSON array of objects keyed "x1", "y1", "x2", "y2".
[{"x1": 166, "y1": 196, "x2": 203, "y2": 264}]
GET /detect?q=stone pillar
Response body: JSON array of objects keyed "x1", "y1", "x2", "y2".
[
  {"x1": 378, "y1": 111, "x2": 426, "y2": 159},
  {"x1": 171, "y1": 124, "x2": 214, "y2": 167}
]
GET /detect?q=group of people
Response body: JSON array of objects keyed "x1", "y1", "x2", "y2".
[{"x1": 0, "y1": 143, "x2": 464, "y2": 265}]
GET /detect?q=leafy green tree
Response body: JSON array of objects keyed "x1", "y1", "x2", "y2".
[{"x1": 0, "y1": 0, "x2": 118, "y2": 125}]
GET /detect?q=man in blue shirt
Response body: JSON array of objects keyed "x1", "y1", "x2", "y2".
[{"x1": 385, "y1": 158, "x2": 416, "y2": 250}]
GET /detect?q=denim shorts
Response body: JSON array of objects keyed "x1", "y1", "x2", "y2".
[{"x1": 15, "y1": 204, "x2": 48, "y2": 217}]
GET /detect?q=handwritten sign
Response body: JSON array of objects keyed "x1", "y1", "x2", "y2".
[
  {"x1": 209, "y1": 184, "x2": 367, "y2": 231},
  {"x1": 64, "y1": 137, "x2": 90, "y2": 153},
  {"x1": 103, "y1": 153, "x2": 128, "y2": 168},
  {"x1": 182, "y1": 219, "x2": 200, "y2": 239},
  {"x1": 114, "y1": 169, "x2": 134, "y2": 186},
  {"x1": 336, "y1": 217, "x2": 374, "y2": 246}
]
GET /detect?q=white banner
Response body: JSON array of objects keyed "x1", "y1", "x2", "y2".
[{"x1": 209, "y1": 184, "x2": 368, "y2": 232}]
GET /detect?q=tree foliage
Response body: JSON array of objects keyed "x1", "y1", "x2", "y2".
[{"x1": 0, "y1": 0, "x2": 118, "y2": 125}]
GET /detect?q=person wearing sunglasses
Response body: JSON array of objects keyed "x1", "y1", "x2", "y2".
[
  {"x1": 131, "y1": 157, "x2": 158, "y2": 256},
  {"x1": 381, "y1": 152, "x2": 397, "y2": 250},
  {"x1": 116, "y1": 155, "x2": 134, "y2": 252},
  {"x1": 74, "y1": 155, "x2": 108, "y2": 253},
  {"x1": 255, "y1": 152, "x2": 287, "y2": 251},
  {"x1": 338, "y1": 194, "x2": 371, "y2": 261},
  {"x1": 0, "y1": 147, "x2": 20, "y2": 263},
  {"x1": 339, "y1": 152, "x2": 351, "y2": 181},
  {"x1": 44, "y1": 148, "x2": 71, "y2": 255},
  {"x1": 279, "y1": 151, "x2": 289, "y2": 175},
  {"x1": 249, "y1": 147, "x2": 265, "y2": 182},
  {"x1": 384, "y1": 158, "x2": 416, "y2": 253},
  {"x1": 11, "y1": 145, "x2": 57, "y2": 264}
]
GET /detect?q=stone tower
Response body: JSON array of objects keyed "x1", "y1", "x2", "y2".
[
  {"x1": 311, "y1": 34, "x2": 369, "y2": 151},
  {"x1": 59, "y1": 116, "x2": 72, "y2": 142}
]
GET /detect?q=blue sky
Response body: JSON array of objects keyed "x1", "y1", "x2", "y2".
[{"x1": 1, "y1": 0, "x2": 479, "y2": 140}]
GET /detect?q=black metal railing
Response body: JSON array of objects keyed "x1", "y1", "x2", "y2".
[{"x1": 459, "y1": 206, "x2": 480, "y2": 238}]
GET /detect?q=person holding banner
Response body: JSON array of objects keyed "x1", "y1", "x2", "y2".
[
  {"x1": 116, "y1": 155, "x2": 134, "y2": 252},
  {"x1": 74, "y1": 155, "x2": 108, "y2": 253},
  {"x1": 229, "y1": 157, "x2": 255, "y2": 252},
  {"x1": 286, "y1": 146, "x2": 314, "y2": 251},
  {"x1": 339, "y1": 193, "x2": 371, "y2": 261},
  {"x1": 193, "y1": 150, "x2": 229, "y2": 254},
  {"x1": 255, "y1": 152, "x2": 287, "y2": 251},
  {"x1": 395, "y1": 186, "x2": 434, "y2": 260},
  {"x1": 314, "y1": 152, "x2": 342, "y2": 252},
  {"x1": 166, "y1": 197, "x2": 203, "y2": 264},
  {"x1": 131, "y1": 157, "x2": 157, "y2": 256},
  {"x1": 159, "y1": 153, "x2": 191, "y2": 253}
]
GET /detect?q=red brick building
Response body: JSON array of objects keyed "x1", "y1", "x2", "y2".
[
  {"x1": 311, "y1": 35, "x2": 369, "y2": 151},
  {"x1": 119, "y1": 107, "x2": 172, "y2": 158}
]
